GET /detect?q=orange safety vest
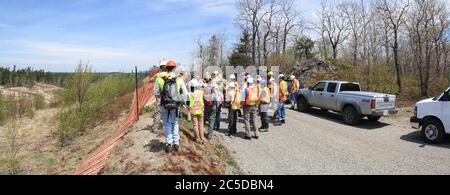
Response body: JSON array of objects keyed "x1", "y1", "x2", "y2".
[
  {"x1": 280, "y1": 80, "x2": 289, "y2": 101},
  {"x1": 189, "y1": 90, "x2": 204, "y2": 116},
  {"x1": 245, "y1": 86, "x2": 260, "y2": 106},
  {"x1": 291, "y1": 79, "x2": 298, "y2": 92}
]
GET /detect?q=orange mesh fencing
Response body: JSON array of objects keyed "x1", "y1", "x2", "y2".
[{"x1": 74, "y1": 68, "x2": 159, "y2": 175}]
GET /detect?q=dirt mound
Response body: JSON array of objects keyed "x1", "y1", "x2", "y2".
[
  {"x1": 104, "y1": 110, "x2": 241, "y2": 175},
  {"x1": 0, "y1": 82, "x2": 61, "y2": 104}
]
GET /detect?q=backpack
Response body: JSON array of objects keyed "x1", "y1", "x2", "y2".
[
  {"x1": 203, "y1": 84, "x2": 214, "y2": 107},
  {"x1": 161, "y1": 76, "x2": 181, "y2": 110}
]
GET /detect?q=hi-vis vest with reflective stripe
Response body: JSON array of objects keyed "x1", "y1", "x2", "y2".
[
  {"x1": 189, "y1": 90, "x2": 204, "y2": 116},
  {"x1": 229, "y1": 89, "x2": 241, "y2": 110},
  {"x1": 260, "y1": 87, "x2": 270, "y2": 104},
  {"x1": 280, "y1": 80, "x2": 289, "y2": 101},
  {"x1": 245, "y1": 86, "x2": 260, "y2": 106}
]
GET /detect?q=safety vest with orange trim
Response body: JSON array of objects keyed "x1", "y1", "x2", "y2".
[
  {"x1": 279, "y1": 80, "x2": 289, "y2": 101},
  {"x1": 260, "y1": 87, "x2": 271, "y2": 104},
  {"x1": 245, "y1": 86, "x2": 260, "y2": 106},
  {"x1": 229, "y1": 89, "x2": 242, "y2": 110},
  {"x1": 189, "y1": 90, "x2": 204, "y2": 116}
]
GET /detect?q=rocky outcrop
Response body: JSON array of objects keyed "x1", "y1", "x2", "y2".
[{"x1": 290, "y1": 59, "x2": 337, "y2": 83}]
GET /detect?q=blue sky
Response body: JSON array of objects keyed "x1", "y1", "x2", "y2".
[{"x1": 0, "y1": 0, "x2": 321, "y2": 72}]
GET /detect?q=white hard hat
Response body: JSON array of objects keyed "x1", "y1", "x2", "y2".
[
  {"x1": 269, "y1": 78, "x2": 275, "y2": 82},
  {"x1": 190, "y1": 79, "x2": 200, "y2": 88},
  {"x1": 229, "y1": 74, "x2": 236, "y2": 80},
  {"x1": 214, "y1": 71, "x2": 219, "y2": 75},
  {"x1": 279, "y1": 74, "x2": 285, "y2": 79},
  {"x1": 247, "y1": 77, "x2": 254, "y2": 84},
  {"x1": 290, "y1": 75, "x2": 296, "y2": 80},
  {"x1": 159, "y1": 59, "x2": 167, "y2": 66}
]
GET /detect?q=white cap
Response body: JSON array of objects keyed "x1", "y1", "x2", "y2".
[
  {"x1": 247, "y1": 77, "x2": 254, "y2": 84},
  {"x1": 229, "y1": 74, "x2": 236, "y2": 80}
]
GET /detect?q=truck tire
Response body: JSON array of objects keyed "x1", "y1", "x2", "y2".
[
  {"x1": 342, "y1": 106, "x2": 361, "y2": 125},
  {"x1": 367, "y1": 116, "x2": 382, "y2": 122},
  {"x1": 422, "y1": 119, "x2": 445, "y2": 144},
  {"x1": 298, "y1": 97, "x2": 310, "y2": 113}
]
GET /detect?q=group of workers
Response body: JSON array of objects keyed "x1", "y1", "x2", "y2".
[{"x1": 154, "y1": 60, "x2": 301, "y2": 154}]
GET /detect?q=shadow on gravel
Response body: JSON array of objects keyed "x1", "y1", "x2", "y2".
[
  {"x1": 144, "y1": 139, "x2": 164, "y2": 153},
  {"x1": 400, "y1": 131, "x2": 450, "y2": 149},
  {"x1": 297, "y1": 108, "x2": 391, "y2": 130}
]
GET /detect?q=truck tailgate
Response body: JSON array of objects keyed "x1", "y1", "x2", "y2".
[{"x1": 374, "y1": 95, "x2": 396, "y2": 110}]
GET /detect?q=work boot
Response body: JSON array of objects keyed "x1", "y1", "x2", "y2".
[
  {"x1": 252, "y1": 136, "x2": 259, "y2": 140},
  {"x1": 281, "y1": 120, "x2": 286, "y2": 124},
  {"x1": 165, "y1": 144, "x2": 173, "y2": 154},
  {"x1": 173, "y1": 144, "x2": 180, "y2": 151}
]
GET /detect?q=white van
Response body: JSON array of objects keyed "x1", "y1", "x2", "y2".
[{"x1": 411, "y1": 87, "x2": 450, "y2": 144}]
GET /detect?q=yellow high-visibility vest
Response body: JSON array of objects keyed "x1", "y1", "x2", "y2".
[{"x1": 189, "y1": 90, "x2": 204, "y2": 116}]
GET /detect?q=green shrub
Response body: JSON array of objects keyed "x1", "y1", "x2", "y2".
[
  {"x1": 33, "y1": 94, "x2": 47, "y2": 110},
  {"x1": 57, "y1": 71, "x2": 135, "y2": 146}
]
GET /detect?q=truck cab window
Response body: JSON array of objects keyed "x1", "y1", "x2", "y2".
[
  {"x1": 327, "y1": 83, "x2": 337, "y2": 93},
  {"x1": 313, "y1": 82, "x2": 326, "y2": 92},
  {"x1": 340, "y1": 83, "x2": 361, "y2": 92}
]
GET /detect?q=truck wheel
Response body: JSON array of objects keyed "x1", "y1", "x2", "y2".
[
  {"x1": 342, "y1": 106, "x2": 361, "y2": 125},
  {"x1": 422, "y1": 119, "x2": 445, "y2": 144},
  {"x1": 298, "y1": 97, "x2": 310, "y2": 113},
  {"x1": 367, "y1": 116, "x2": 382, "y2": 122}
]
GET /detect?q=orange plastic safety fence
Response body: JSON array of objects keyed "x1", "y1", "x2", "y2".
[{"x1": 74, "y1": 68, "x2": 159, "y2": 175}]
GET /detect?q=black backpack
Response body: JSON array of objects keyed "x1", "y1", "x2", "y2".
[{"x1": 161, "y1": 77, "x2": 181, "y2": 110}]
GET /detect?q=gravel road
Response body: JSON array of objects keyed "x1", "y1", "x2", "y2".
[{"x1": 217, "y1": 108, "x2": 450, "y2": 175}]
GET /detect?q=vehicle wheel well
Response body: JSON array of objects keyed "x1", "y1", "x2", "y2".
[
  {"x1": 342, "y1": 104, "x2": 358, "y2": 113},
  {"x1": 422, "y1": 116, "x2": 444, "y2": 128}
]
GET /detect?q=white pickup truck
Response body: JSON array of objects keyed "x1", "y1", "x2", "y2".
[
  {"x1": 298, "y1": 81, "x2": 398, "y2": 125},
  {"x1": 411, "y1": 87, "x2": 450, "y2": 144}
]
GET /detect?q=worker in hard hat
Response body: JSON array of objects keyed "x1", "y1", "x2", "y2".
[
  {"x1": 154, "y1": 60, "x2": 185, "y2": 153},
  {"x1": 258, "y1": 77, "x2": 271, "y2": 132},
  {"x1": 187, "y1": 79, "x2": 206, "y2": 144},
  {"x1": 212, "y1": 72, "x2": 224, "y2": 131},
  {"x1": 242, "y1": 77, "x2": 260, "y2": 140},
  {"x1": 226, "y1": 81, "x2": 241, "y2": 137},
  {"x1": 203, "y1": 74, "x2": 220, "y2": 140},
  {"x1": 275, "y1": 74, "x2": 289, "y2": 124},
  {"x1": 289, "y1": 75, "x2": 300, "y2": 109}
]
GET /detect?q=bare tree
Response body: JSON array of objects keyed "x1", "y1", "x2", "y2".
[
  {"x1": 318, "y1": 0, "x2": 350, "y2": 60},
  {"x1": 261, "y1": 0, "x2": 280, "y2": 64},
  {"x1": 280, "y1": 0, "x2": 301, "y2": 55},
  {"x1": 342, "y1": 0, "x2": 373, "y2": 67},
  {"x1": 376, "y1": 0, "x2": 410, "y2": 94},
  {"x1": 237, "y1": 0, "x2": 267, "y2": 65}
]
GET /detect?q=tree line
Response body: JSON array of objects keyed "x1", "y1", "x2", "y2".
[{"x1": 194, "y1": 0, "x2": 449, "y2": 98}]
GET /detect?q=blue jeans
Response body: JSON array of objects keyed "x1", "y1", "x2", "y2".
[
  {"x1": 276, "y1": 102, "x2": 286, "y2": 121},
  {"x1": 160, "y1": 108, "x2": 180, "y2": 146},
  {"x1": 289, "y1": 92, "x2": 298, "y2": 107}
]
